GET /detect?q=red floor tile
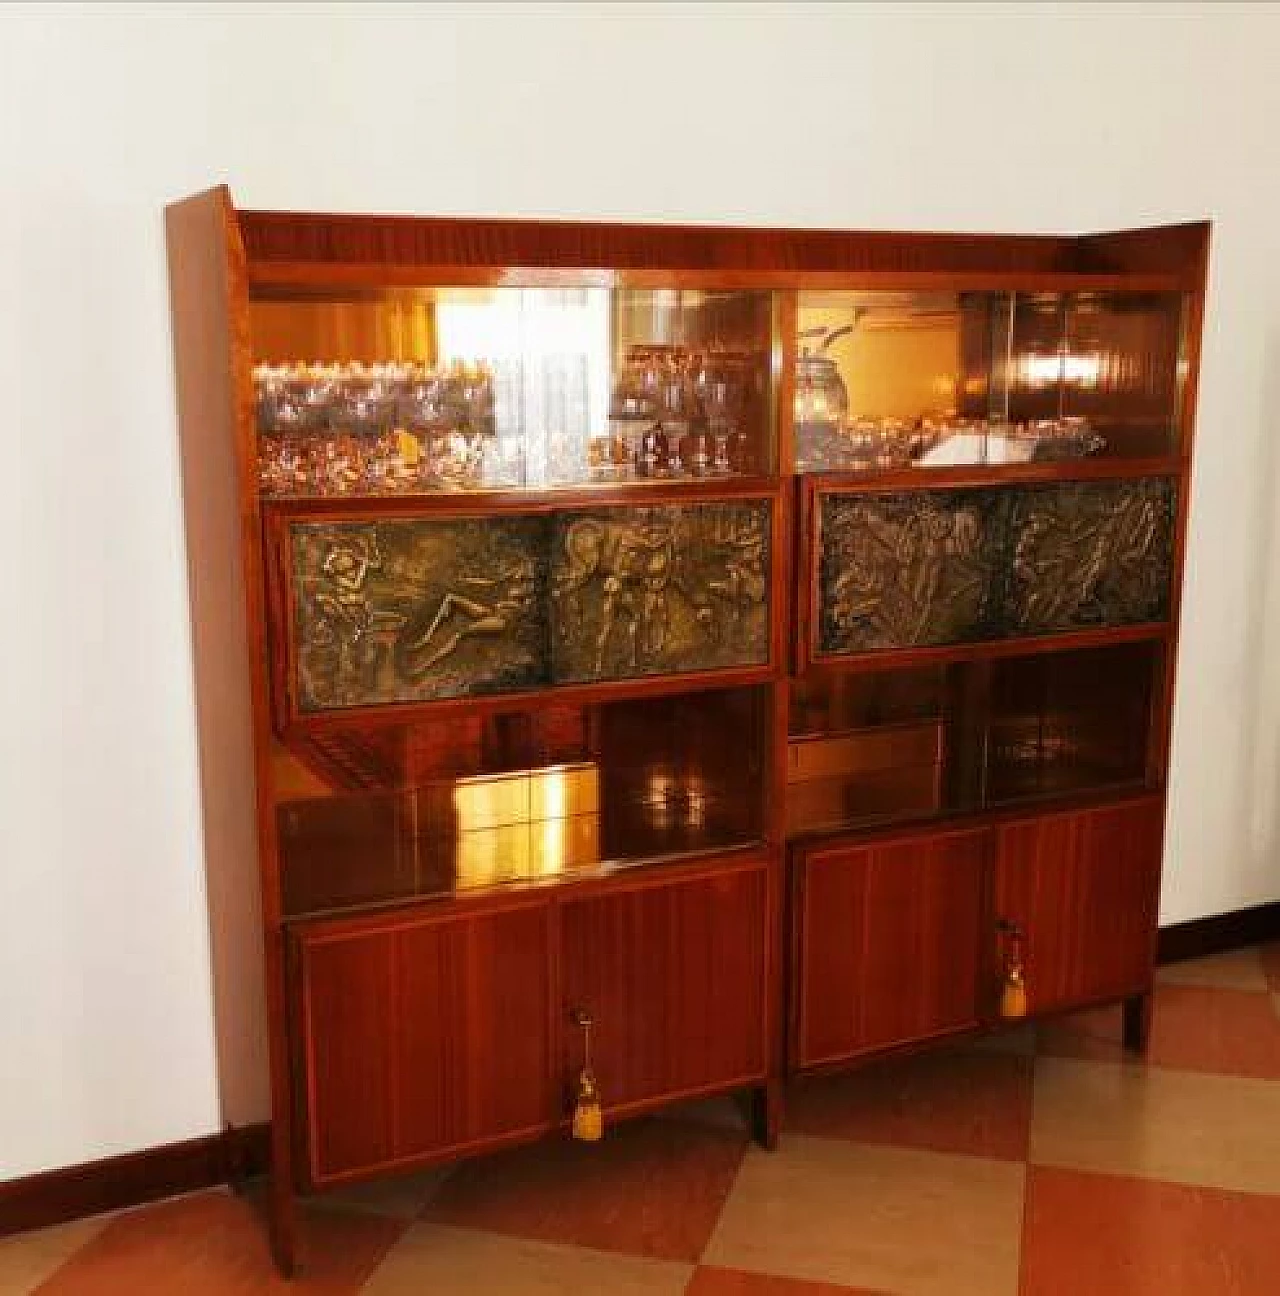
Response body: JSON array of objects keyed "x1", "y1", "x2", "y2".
[
  {"x1": 33, "y1": 1189, "x2": 404, "y2": 1294},
  {"x1": 1020, "y1": 1165, "x2": 1280, "y2": 1295},
  {"x1": 784, "y1": 1047, "x2": 1034, "y2": 1160},
  {"x1": 687, "y1": 1266, "x2": 882, "y2": 1294},
  {"x1": 424, "y1": 1116, "x2": 748, "y2": 1263},
  {"x1": 1038, "y1": 983, "x2": 1280, "y2": 1079}
]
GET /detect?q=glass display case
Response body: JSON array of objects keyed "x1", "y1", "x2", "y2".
[
  {"x1": 793, "y1": 289, "x2": 1185, "y2": 472},
  {"x1": 250, "y1": 286, "x2": 774, "y2": 495},
  {"x1": 273, "y1": 685, "x2": 769, "y2": 919}
]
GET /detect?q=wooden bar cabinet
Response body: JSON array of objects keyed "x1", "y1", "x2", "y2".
[{"x1": 166, "y1": 190, "x2": 1207, "y2": 1274}]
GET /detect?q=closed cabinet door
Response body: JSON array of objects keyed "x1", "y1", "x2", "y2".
[
  {"x1": 991, "y1": 797, "x2": 1163, "y2": 1016},
  {"x1": 792, "y1": 827, "x2": 986, "y2": 1069},
  {"x1": 559, "y1": 859, "x2": 769, "y2": 1116},
  {"x1": 295, "y1": 898, "x2": 553, "y2": 1186}
]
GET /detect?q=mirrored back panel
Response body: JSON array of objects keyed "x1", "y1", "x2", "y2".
[{"x1": 794, "y1": 290, "x2": 1186, "y2": 472}]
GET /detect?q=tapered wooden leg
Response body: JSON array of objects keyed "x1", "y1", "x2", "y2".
[
  {"x1": 750, "y1": 1080, "x2": 783, "y2": 1151},
  {"x1": 1122, "y1": 991, "x2": 1153, "y2": 1053},
  {"x1": 267, "y1": 1142, "x2": 298, "y2": 1278}
]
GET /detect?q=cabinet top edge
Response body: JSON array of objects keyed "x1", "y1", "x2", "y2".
[{"x1": 208, "y1": 201, "x2": 1208, "y2": 284}]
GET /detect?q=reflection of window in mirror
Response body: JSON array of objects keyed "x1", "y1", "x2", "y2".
[{"x1": 435, "y1": 289, "x2": 612, "y2": 485}]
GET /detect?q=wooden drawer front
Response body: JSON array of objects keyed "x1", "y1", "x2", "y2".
[
  {"x1": 296, "y1": 900, "x2": 553, "y2": 1185},
  {"x1": 793, "y1": 828, "x2": 986, "y2": 1069},
  {"x1": 560, "y1": 862, "x2": 769, "y2": 1114},
  {"x1": 993, "y1": 798, "x2": 1162, "y2": 1015}
]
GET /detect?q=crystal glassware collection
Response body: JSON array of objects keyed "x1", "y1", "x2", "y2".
[
  {"x1": 255, "y1": 360, "x2": 503, "y2": 496},
  {"x1": 254, "y1": 344, "x2": 766, "y2": 497},
  {"x1": 255, "y1": 346, "x2": 1106, "y2": 496},
  {"x1": 597, "y1": 344, "x2": 761, "y2": 481},
  {"x1": 795, "y1": 414, "x2": 1105, "y2": 473}
]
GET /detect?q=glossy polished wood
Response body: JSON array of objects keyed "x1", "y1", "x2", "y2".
[
  {"x1": 991, "y1": 797, "x2": 1164, "y2": 1015},
  {"x1": 242, "y1": 214, "x2": 1067, "y2": 277},
  {"x1": 239, "y1": 210, "x2": 1203, "y2": 291},
  {"x1": 167, "y1": 195, "x2": 1209, "y2": 1275},
  {"x1": 560, "y1": 857, "x2": 769, "y2": 1115},
  {"x1": 294, "y1": 897, "x2": 554, "y2": 1186},
  {"x1": 166, "y1": 187, "x2": 298, "y2": 1275},
  {"x1": 791, "y1": 826, "x2": 986, "y2": 1069}
]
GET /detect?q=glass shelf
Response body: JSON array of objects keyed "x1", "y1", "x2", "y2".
[
  {"x1": 793, "y1": 289, "x2": 1185, "y2": 473},
  {"x1": 249, "y1": 286, "x2": 774, "y2": 497}
]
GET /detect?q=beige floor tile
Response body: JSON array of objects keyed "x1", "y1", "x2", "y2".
[
  {"x1": 1031, "y1": 1055, "x2": 1280, "y2": 1195},
  {"x1": 703, "y1": 1135, "x2": 1024, "y2": 1296},
  {"x1": 1157, "y1": 948, "x2": 1268, "y2": 992},
  {"x1": 363, "y1": 1222, "x2": 692, "y2": 1294},
  {"x1": 0, "y1": 1216, "x2": 109, "y2": 1294}
]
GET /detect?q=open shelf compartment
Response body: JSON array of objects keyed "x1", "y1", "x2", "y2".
[
  {"x1": 786, "y1": 641, "x2": 1159, "y2": 838},
  {"x1": 275, "y1": 684, "x2": 770, "y2": 920}
]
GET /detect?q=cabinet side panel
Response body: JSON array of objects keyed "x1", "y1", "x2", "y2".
[{"x1": 165, "y1": 190, "x2": 270, "y2": 1125}]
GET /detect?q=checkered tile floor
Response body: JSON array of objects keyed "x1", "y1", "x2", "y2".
[{"x1": 5, "y1": 942, "x2": 1280, "y2": 1294}]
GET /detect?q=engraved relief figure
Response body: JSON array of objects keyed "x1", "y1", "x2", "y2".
[
  {"x1": 297, "y1": 530, "x2": 407, "y2": 707},
  {"x1": 400, "y1": 557, "x2": 538, "y2": 677},
  {"x1": 701, "y1": 512, "x2": 768, "y2": 640},
  {"x1": 551, "y1": 503, "x2": 770, "y2": 683},
  {"x1": 291, "y1": 517, "x2": 548, "y2": 712},
  {"x1": 555, "y1": 516, "x2": 677, "y2": 674},
  {"x1": 897, "y1": 501, "x2": 985, "y2": 642},
  {"x1": 1005, "y1": 480, "x2": 1173, "y2": 634},
  {"x1": 819, "y1": 491, "x2": 1001, "y2": 653}
]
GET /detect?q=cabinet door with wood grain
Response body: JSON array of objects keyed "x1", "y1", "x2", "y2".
[
  {"x1": 294, "y1": 898, "x2": 554, "y2": 1186},
  {"x1": 991, "y1": 796, "x2": 1163, "y2": 1016},
  {"x1": 792, "y1": 827, "x2": 986, "y2": 1069},
  {"x1": 559, "y1": 858, "x2": 769, "y2": 1116}
]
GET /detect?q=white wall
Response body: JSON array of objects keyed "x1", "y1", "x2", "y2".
[{"x1": 3, "y1": 1, "x2": 1278, "y2": 1181}]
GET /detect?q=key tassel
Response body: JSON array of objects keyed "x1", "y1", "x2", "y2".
[
  {"x1": 998, "y1": 919, "x2": 1028, "y2": 1020},
  {"x1": 571, "y1": 1009, "x2": 603, "y2": 1143}
]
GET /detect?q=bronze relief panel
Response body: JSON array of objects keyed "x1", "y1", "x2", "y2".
[
  {"x1": 286, "y1": 499, "x2": 772, "y2": 714},
  {"x1": 818, "y1": 490, "x2": 1005, "y2": 654},
  {"x1": 815, "y1": 477, "x2": 1175, "y2": 656},
  {"x1": 1005, "y1": 479, "x2": 1175, "y2": 635},
  {"x1": 291, "y1": 517, "x2": 551, "y2": 712},
  {"x1": 551, "y1": 502, "x2": 771, "y2": 683}
]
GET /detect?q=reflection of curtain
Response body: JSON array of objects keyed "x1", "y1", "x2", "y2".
[{"x1": 437, "y1": 289, "x2": 609, "y2": 486}]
